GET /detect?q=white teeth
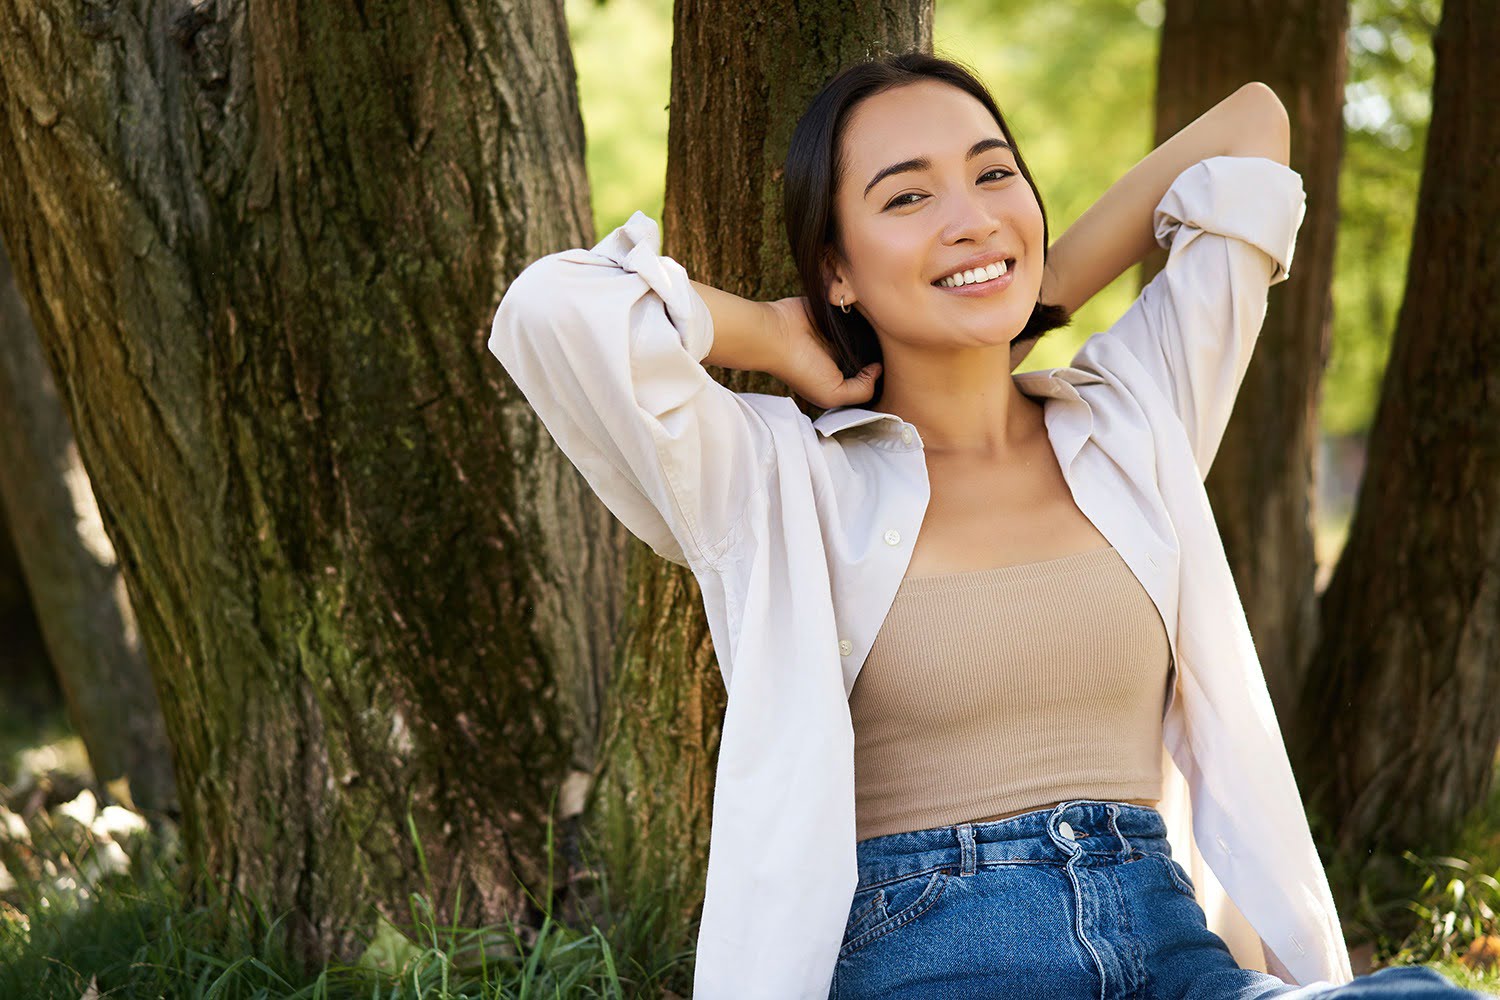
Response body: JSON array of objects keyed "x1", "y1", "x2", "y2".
[{"x1": 938, "y1": 259, "x2": 1010, "y2": 287}]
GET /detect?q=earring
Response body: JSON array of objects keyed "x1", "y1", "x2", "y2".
[{"x1": 839, "y1": 295, "x2": 851, "y2": 314}]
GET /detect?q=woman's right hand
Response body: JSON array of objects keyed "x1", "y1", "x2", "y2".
[{"x1": 764, "y1": 296, "x2": 883, "y2": 410}]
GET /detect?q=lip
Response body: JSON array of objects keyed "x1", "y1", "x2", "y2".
[{"x1": 933, "y1": 256, "x2": 1017, "y2": 297}]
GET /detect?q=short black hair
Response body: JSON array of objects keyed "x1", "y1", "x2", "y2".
[{"x1": 782, "y1": 51, "x2": 1071, "y2": 408}]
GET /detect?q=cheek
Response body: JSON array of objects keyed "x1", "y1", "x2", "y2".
[
  {"x1": 847, "y1": 232, "x2": 925, "y2": 297},
  {"x1": 874, "y1": 232, "x2": 931, "y2": 289}
]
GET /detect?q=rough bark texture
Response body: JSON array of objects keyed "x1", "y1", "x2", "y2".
[
  {"x1": 1148, "y1": 0, "x2": 1348, "y2": 732},
  {"x1": 0, "y1": 0, "x2": 623, "y2": 960},
  {"x1": 0, "y1": 236, "x2": 176, "y2": 812},
  {"x1": 1292, "y1": 0, "x2": 1500, "y2": 913},
  {"x1": 585, "y1": 0, "x2": 933, "y2": 955}
]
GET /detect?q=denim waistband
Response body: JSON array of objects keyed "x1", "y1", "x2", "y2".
[{"x1": 853, "y1": 799, "x2": 1171, "y2": 891}]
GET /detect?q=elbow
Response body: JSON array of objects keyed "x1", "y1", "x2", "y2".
[
  {"x1": 1232, "y1": 82, "x2": 1292, "y2": 167},
  {"x1": 1238, "y1": 81, "x2": 1286, "y2": 119}
]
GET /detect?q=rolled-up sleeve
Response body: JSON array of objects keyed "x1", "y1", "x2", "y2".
[
  {"x1": 1091, "y1": 155, "x2": 1307, "y2": 476},
  {"x1": 488, "y1": 211, "x2": 775, "y2": 570}
]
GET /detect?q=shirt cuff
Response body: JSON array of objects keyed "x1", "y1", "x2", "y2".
[
  {"x1": 590, "y1": 210, "x2": 715, "y2": 363},
  {"x1": 1153, "y1": 155, "x2": 1308, "y2": 285}
]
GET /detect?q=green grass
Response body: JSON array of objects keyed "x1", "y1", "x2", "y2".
[
  {"x1": 5, "y1": 790, "x2": 1496, "y2": 998},
  {"x1": 0, "y1": 805, "x2": 694, "y2": 999},
  {"x1": 1354, "y1": 768, "x2": 1500, "y2": 994}
]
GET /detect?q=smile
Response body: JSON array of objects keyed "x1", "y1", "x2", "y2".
[{"x1": 933, "y1": 258, "x2": 1016, "y2": 295}]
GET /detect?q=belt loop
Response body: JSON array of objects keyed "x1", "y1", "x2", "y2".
[
  {"x1": 1105, "y1": 803, "x2": 1129, "y2": 857},
  {"x1": 956, "y1": 822, "x2": 976, "y2": 876}
]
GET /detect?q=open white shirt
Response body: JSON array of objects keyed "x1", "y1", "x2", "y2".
[{"x1": 488, "y1": 154, "x2": 1351, "y2": 999}]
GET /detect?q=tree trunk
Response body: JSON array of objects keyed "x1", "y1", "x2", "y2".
[
  {"x1": 1149, "y1": 0, "x2": 1348, "y2": 727},
  {"x1": 0, "y1": 490, "x2": 58, "y2": 710},
  {"x1": 0, "y1": 236, "x2": 176, "y2": 813},
  {"x1": 0, "y1": 0, "x2": 622, "y2": 961},
  {"x1": 586, "y1": 0, "x2": 933, "y2": 958},
  {"x1": 1292, "y1": 0, "x2": 1500, "y2": 916}
]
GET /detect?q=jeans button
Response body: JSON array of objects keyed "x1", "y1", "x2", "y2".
[{"x1": 1058, "y1": 821, "x2": 1076, "y2": 841}]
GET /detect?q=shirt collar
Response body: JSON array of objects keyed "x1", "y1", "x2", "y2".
[{"x1": 811, "y1": 365, "x2": 1107, "y2": 438}]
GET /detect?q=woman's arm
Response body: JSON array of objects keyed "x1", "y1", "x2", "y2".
[
  {"x1": 691, "y1": 280, "x2": 887, "y2": 409},
  {"x1": 1040, "y1": 82, "x2": 1292, "y2": 317},
  {"x1": 489, "y1": 213, "x2": 779, "y2": 570},
  {"x1": 1066, "y1": 149, "x2": 1307, "y2": 477},
  {"x1": 691, "y1": 280, "x2": 787, "y2": 375},
  {"x1": 489, "y1": 213, "x2": 885, "y2": 573}
]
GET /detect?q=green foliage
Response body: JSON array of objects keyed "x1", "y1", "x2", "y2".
[
  {"x1": 1322, "y1": 0, "x2": 1439, "y2": 437},
  {"x1": 1376, "y1": 850, "x2": 1497, "y2": 965},
  {"x1": 1334, "y1": 766, "x2": 1500, "y2": 995},
  {"x1": 565, "y1": 0, "x2": 674, "y2": 240}
]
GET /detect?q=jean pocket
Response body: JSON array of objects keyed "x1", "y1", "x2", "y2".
[
  {"x1": 839, "y1": 868, "x2": 951, "y2": 960},
  {"x1": 1136, "y1": 849, "x2": 1197, "y2": 899}
]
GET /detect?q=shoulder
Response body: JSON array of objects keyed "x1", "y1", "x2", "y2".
[{"x1": 1068, "y1": 339, "x2": 1184, "y2": 449}]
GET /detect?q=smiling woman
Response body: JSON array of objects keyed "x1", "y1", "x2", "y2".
[{"x1": 489, "y1": 46, "x2": 1480, "y2": 1000}]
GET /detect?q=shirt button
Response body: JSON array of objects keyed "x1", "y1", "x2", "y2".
[
  {"x1": 839, "y1": 639, "x2": 853, "y2": 656},
  {"x1": 900, "y1": 427, "x2": 914, "y2": 445},
  {"x1": 1058, "y1": 821, "x2": 1076, "y2": 841},
  {"x1": 883, "y1": 529, "x2": 901, "y2": 546}
]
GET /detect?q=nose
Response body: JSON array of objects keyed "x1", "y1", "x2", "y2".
[{"x1": 940, "y1": 183, "x2": 1002, "y2": 246}]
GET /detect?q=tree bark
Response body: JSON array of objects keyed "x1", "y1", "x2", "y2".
[
  {"x1": 1292, "y1": 0, "x2": 1500, "y2": 916},
  {"x1": 0, "y1": 236, "x2": 176, "y2": 813},
  {"x1": 586, "y1": 0, "x2": 933, "y2": 957},
  {"x1": 0, "y1": 0, "x2": 622, "y2": 961},
  {"x1": 1148, "y1": 0, "x2": 1348, "y2": 729}
]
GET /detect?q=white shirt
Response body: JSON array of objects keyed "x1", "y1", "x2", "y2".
[{"x1": 488, "y1": 154, "x2": 1352, "y2": 999}]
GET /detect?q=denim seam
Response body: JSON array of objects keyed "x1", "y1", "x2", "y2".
[
  {"x1": 855, "y1": 863, "x2": 951, "y2": 893},
  {"x1": 975, "y1": 858, "x2": 1055, "y2": 871},
  {"x1": 838, "y1": 872, "x2": 949, "y2": 960}
]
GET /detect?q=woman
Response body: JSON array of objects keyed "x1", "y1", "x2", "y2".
[{"x1": 489, "y1": 52, "x2": 1480, "y2": 1000}]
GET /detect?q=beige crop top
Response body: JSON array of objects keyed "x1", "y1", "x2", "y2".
[{"x1": 849, "y1": 545, "x2": 1172, "y2": 842}]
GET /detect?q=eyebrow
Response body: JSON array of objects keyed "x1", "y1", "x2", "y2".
[{"x1": 863, "y1": 138, "x2": 1013, "y2": 200}]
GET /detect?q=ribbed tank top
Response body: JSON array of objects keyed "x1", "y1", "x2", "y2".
[{"x1": 849, "y1": 545, "x2": 1171, "y2": 842}]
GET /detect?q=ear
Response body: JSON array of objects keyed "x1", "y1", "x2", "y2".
[{"x1": 821, "y1": 251, "x2": 854, "y2": 309}]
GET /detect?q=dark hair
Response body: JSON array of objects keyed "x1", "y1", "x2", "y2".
[{"x1": 782, "y1": 51, "x2": 1071, "y2": 407}]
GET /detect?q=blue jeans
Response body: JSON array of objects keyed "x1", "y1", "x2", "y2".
[{"x1": 831, "y1": 799, "x2": 1481, "y2": 999}]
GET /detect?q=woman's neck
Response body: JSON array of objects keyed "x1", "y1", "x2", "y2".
[{"x1": 872, "y1": 345, "x2": 1046, "y2": 459}]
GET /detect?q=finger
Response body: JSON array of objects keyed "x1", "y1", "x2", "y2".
[{"x1": 839, "y1": 362, "x2": 881, "y2": 403}]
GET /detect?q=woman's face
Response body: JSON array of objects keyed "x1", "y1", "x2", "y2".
[{"x1": 827, "y1": 79, "x2": 1045, "y2": 354}]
